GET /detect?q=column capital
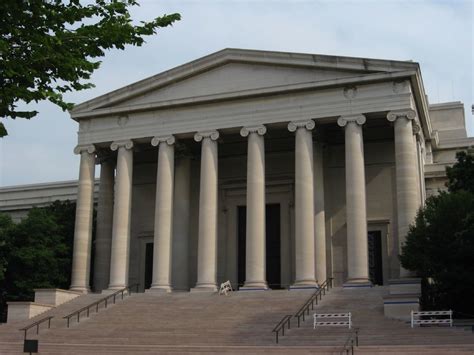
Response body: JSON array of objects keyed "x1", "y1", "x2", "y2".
[
  {"x1": 194, "y1": 130, "x2": 219, "y2": 142},
  {"x1": 240, "y1": 125, "x2": 266, "y2": 137},
  {"x1": 337, "y1": 114, "x2": 366, "y2": 127},
  {"x1": 412, "y1": 122, "x2": 421, "y2": 135},
  {"x1": 74, "y1": 144, "x2": 96, "y2": 155},
  {"x1": 110, "y1": 140, "x2": 134, "y2": 151},
  {"x1": 387, "y1": 109, "x2": 416, "y2": 122},
  {"x1": 151, "y1": 135, "x2": 175, "y2": 146},
  {"x1": 288, "y1": 119, "x2": 315, "y2": 132}
]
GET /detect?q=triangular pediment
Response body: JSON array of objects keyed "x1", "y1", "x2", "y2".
[
  {"x1": 71, "y1": 48, "x2": 419, "y2": 119},
  {"x1": 110, "y1": 62, "x2": 369, "y2": 109}
]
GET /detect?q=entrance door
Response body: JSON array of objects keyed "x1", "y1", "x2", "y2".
[
  {"x1": 237, "y1": 204, "x2": 281, "y2": 289},
  {"x1": 368, "y1": 231, "x2": 383, "y2": 285},
  {"x1": 144, "y1": 242, "x2": 153, "y2": 289}
]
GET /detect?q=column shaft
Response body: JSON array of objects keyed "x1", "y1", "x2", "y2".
[
  {"x1": 193, "y1": 131, "x2": 219, "y2": 291},
  {"x1": 172, "y1": 157, "x2": 191, "y2": 290},
  {"x1": 150, "y1": 137, "x2": 175, "y2": 291},
  {"x1": 108, "y1": 141, "x2": 134, "y2": 290},
  {"x1": 314, "y1": 142, "x2": 327, "y2": 284},
  {"x1": 338, "y1": 115, "x2": 370, "y2": 285},
  {"x1": 289, "y1": 120, "x2": 317, "y2": 288},
  {"x1": 241, "y1": 126, "x2": 267, "y2": 289},
  {"x1": 93, "y1": 159, "x2": 114, "y2": 292},
  {"x1": 70, "y1": 146, "x2": 96, "y2": 293},
  {"x1": 389, "y1": 111, "x2": 420, "y2": 278}
]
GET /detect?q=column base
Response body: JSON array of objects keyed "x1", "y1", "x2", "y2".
[
  {"x1": 69, "y1": 286, "x2": 90, "y2": 294},
  {"x1": 290, "y1": 279, "x2": 318, "y2": 290},
  {"x1": 343, "y1": 278, "x2": 372, "y2": 289},
  {"x1": 147, "y1": 285, "x2": 172, "y2": 293},
  {"x1": 100, "y1": 287, "x2": 128, "y2": 295},
  {"x1": 190, "y1": 284, "x2": 218, "y2": 293},
  {"x1": 103, "y1": 284, "x2": 128, "y2": 294},
  {"x1": 240, "y1": 281, "x2": 268, "y2": 291}
]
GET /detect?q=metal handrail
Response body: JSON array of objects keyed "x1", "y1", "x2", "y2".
[
  {"x1": 294, "y1": 278, "x2": 333, "y2": 327},
  {"x1": 341, "y1": 327, "x2": 359, "y2": 355},
  {"x1": 272, "y1": 314, "x2": 292, "y2": 343},
  {"x1": 19, "y1": 315, "x2": 54, "y2": 340},
  {"x1": 63, "y1": 283, "x2": 139, "y2": 327}
]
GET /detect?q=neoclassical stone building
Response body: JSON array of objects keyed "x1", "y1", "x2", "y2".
[{"x1": 66, "y1": 48, "x2": 473, "y2": 293}]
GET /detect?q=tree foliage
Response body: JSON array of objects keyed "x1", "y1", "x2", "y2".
[
  {"x1": 0, "y1": 214, "x2": 14, "y2": 283},
  {"x1": 0, "y1": 0, "x2": 181, "y2": 136},
  {"x1": 400, "y1": 151, "x2": 474, "y2": 316},
  {"x1": 0, "y1": 200, "x2": 78, "y2": 321},
  {"x1": 446, "y1": 151, "x2": 474, "y2": 194}
]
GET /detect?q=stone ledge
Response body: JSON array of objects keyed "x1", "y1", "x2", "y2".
[
  {"x1": 33, "y1": 288, "x2": 81, "y2": 306},
  {"x1": 388, "y1": 278, "x2": 421, "y2": 296},
  {"x1": 6, "y1": 302, "x2": 54, "y2": 323},
  {"x1": 383, "y1": 294, "x2": 420, "y2": 321}
]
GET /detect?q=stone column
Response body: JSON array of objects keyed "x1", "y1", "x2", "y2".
[
  {"x1": 387, "y1": 109, "x2": 420, "y2": 278},
  {"x1": 288, "y1": 120, "x2": 317, "y2": 288},
  {"x1": 337, "y1": 114, "x2": 370, "y2": 285},
  {"x1": 192, "y1": 131, "x2": 219, "y2": 292},
  {"x1": 150, "y1": 135, "x2": 175, "y2": 292},
  {"x1": 108, "y1": 140, "x2": 134, "y2": 290},
  {"x1": 93, "y1": 157, "x2": 115, "y2": 292},
  {"x1": 70, "y1": 145, "x2": 96, "y2": 293},
  {"x1": 172, "y1": 156, "x2": 192, "y2": 291},
  {"x1": 240, "y1": 125, "x2": 268, "y2": 290},
  {"x1": 314, "y1": 141, "x2": 327, "y2": 284}
]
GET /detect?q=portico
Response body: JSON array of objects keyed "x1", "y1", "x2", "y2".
[{"x1": 69, "y1": 49, "x2": 427, "y2": 293}]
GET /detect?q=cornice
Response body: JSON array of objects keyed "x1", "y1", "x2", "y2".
[
  {"x1": 194, "y1": 130, "x2": 219, "y2": 142},
  {"x1": 70, "y1": 70, "x2": 419, "y2": 120},
  {"x1": 240, "y1": 125, "x2": 266, "y2": 137}
]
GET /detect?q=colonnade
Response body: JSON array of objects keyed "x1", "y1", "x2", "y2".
[{"x1": 70, "y1": 110, "x2": 422, "y2": 293}]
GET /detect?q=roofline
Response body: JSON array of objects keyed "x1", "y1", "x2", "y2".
[
  {"x1": 70, "y1": 48, "x2": 420, "y2": 120},
  {"x1": 71, "y1": 70, "x2": 420, "y2": 120}
]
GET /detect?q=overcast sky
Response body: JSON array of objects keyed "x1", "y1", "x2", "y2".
[{"x1": 1, "y1": 0, "x2": 473, "y2": 187}]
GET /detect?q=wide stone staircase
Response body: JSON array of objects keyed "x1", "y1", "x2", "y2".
[
  {"x1": 279, "y1": 287, "x2": 474, "y2": 350},
  {"x1": 0, "y1": 287, "x2": 473, "y2": 354}
]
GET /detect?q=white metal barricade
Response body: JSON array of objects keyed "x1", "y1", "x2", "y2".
[
  {"x1": 219, "y1": 280, "x2": 233, "y2": 296},
  {"x1": 411, "y1": 310, "x2": 453, "y2": 328},
  {"x1": 313, "y1": 312, "x2": 352, "y2": 329}
]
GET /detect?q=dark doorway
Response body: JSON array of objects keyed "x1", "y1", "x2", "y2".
[
  {"x1": 368, "y1": 231, "x2": 383, "y2": 285},
  {"x1": 144, "y1": 242, "x2": 153, "y2": 289},
  {"x1": 237, "y1": 204, "x2": 281, "y2": 289}
]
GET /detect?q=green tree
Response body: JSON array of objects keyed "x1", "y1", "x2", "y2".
[
  {"x1": 446, "y1": 151, "x2": 474, "y2": 194},
  {"x1": 4, "y1": 207, "x2": 71, "y2": 301},
  {"x1": 0, "y1": 0, "x2": 180, "y2": 136},
  {"x1": 400, "y1": 151, "x2": 474, "y2": 316},
  {"x1": 0, "y1": 201, "x2": 80, "y2": 322},
  {"x1": 0, "y1": 214, "x2": 14, "y2": 283}
]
